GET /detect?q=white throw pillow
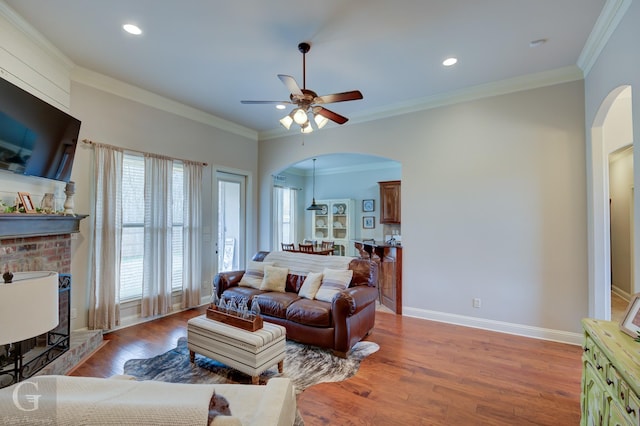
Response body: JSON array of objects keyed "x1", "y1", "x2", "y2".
[
  {"x1": 238, "y1": 261, "x2": 273, "y2": 289},
  {"x1": 315, "y1": 268, "x2": 353, "y2": 302},
  {"x1": 260, "y1": 265, "x2": 289, "y2": 292},
  {"x1": 298, "y1": 272, "x2": 324, "y2": 299}
]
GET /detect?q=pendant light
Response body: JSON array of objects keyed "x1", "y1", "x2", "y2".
[{"x1": 307, "y1": 158, "x2": 322, "y2": 211}]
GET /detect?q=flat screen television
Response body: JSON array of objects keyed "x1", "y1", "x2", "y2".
[{"x1": 0, "y1": 77, "x2": 81, "y2": 182}]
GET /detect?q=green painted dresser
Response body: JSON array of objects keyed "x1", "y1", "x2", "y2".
[{"x1": 581, "y1": 319, "x2": 640, "y2": 426}]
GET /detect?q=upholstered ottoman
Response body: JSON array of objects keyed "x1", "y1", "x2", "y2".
[{"x1": 187, "y1": 315, "x2": 286, "y2": 384}]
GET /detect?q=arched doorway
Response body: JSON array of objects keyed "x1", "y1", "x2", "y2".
[
  {"x1": 589, "y1": 86, "x2": 634, "y2": 319},
  {"x1": 272, "y1": 153, "x2": 401, "y2": 252}
]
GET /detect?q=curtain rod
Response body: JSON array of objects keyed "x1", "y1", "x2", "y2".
[{"x1": 82, "y1": 139, "x2": 208, "y2": 167}]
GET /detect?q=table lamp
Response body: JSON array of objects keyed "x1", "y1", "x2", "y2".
[{"x1": 0, "y1": 271, "x2": 59, "y2": 384}]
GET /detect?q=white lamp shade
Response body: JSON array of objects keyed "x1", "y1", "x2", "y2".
[
  {"x1": 301, "y1": 122, "x2": 313, "y2": 133},
  {"x1": 279, "y1": 114, "x2": 293, "y2": 130},
  {"x1": 314, "y1": 113, "x2": 329, "y2": 129},
  {"x1": 0, "y1": 271, "x2": 59, "y2": 345},
  {"x1": 292, "y1": 108, "x2": 309, "y2": 125}
]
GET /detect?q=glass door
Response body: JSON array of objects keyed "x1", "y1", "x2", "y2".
[{"x1": 216, "y1": 172, "x2": 246, "y2": 273}]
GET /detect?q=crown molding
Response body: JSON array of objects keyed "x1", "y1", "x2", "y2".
[
  {"x1": 259, "y1": 65, "x2": 584, "y2": 141},
  {"x1": 288, "y1": 160, "x2": 400, "y2": 177},
  {"x1": 350, "y1": 66, "x2": 584, "y2": 127},
  {"x1": 71, "y1": 67, "x2": 258, "y2": 141},
  {"x1": 0, "y1": 1, "x2": 74, "y2": 70},
  {"x1": 577, "y1": 0, "x2": 632, "y2": 76}
]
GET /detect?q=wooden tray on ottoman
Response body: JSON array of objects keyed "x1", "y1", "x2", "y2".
[{"x1": 206, "y1": 306, "x2": 263, "y2": 331}]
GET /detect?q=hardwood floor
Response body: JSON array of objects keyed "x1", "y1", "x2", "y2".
[{"x1": 70, "y1": 307, "x2": 584, "y2": 425}]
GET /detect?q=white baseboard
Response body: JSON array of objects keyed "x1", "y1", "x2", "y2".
[
  {"x1": 402, "y1": 307, "x2": 583, "y2": 346},
  {"x1": 612, "y1": 285, "x2": 631, "y2": 301}
]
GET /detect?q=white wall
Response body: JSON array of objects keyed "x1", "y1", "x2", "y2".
[
  {"x1": 609, "y1": 147, "x2": 633, "y2": 296},
  {"x1": 259, "y1": 80, "x2": 588, "y2": 340},
  {"x1": 584, "y1": 0, "x2": 640, "y2": 316}
]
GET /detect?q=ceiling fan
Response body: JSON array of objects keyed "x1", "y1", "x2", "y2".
[{"x1": 241, "y1": 42, "x2": 363, "y2": 133}]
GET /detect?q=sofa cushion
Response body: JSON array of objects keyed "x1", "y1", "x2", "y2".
[
  {"x1": 222, "y1": 286, "x2": 264, "y2": 302},
  {"x1": 254, "y1": 292, "x2": 300, "y2": 319},
  {"x1": 286, "y1": 298, "x2": 332, "y2": 328},
  {"x1": 298, "y1": 272, "x2": 323, "y2": 299},
  {"x1": 315, "y1": 268, "x2": 353, "y2": 302},
  {"x1": 239, "y1": 261, "x2": 273, "y2": 289},
  {"x1": 260, "y1": 266, "x2": 289, "y2": 292}
]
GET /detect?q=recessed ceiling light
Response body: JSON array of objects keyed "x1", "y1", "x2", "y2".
[
  {"x1": 442, "y1": 57, "x2": 458, "y2": 67},
  {"x1": 529, "y1": 38, "x2": 547, "y2": 48},
  {"x1": 123, "y1": 24, "x2": 142, "y2": 35},
  {"x1": 276, "y1": 104, "x2": 286, "y2": 110}
]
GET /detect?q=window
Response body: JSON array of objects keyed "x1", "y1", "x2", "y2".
[
  {"x1": 119, "y1": 153, "x2": 184, "y2": 301},
  {"x1": 273, "y1": 186, "x2": 297, "y2": 249}
]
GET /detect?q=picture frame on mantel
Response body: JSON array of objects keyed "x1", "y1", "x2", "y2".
[
  {"x1": 18, "y1": 192, "x2": 36, "y2": 213},
  {"x1": 619, "y1": 293, "x2": 640, "y2": 338}
]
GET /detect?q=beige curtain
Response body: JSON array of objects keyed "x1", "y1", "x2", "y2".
[
  {"x1": 88, "y1": 144, "x2": 123, "y2": 330},
  {"x1": 141, "y1": 154, "x2": 173, "y2": 317},
  {"x1": 181, "y1": 160, "x2": 204, "y2": 308}
]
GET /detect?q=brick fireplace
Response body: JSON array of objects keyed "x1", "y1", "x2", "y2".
[{"x1": 1, "y1": 234, "x2": 72, "y2": 273}]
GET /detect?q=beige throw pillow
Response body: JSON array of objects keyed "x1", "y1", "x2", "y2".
[
  {"x1": 238, "y1": 261, "x2": 273, "y2": 289},
  {"x1": 298, "y1": 272, "x2": 324, "y2": 299},
  {"x1": 315, "y1": 268, "x2": 353, "y2": 302},
  {"x1": 260, "y1": 265, "x2": 289, "y2": 292}
]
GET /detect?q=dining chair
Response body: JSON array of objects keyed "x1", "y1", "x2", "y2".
[
  {"x1": 298, "y1": 243, "x2": 314, "y2": 253},
  {"x1": 281, "y1": 243, "x2": 295, "y2": 251},
  {"x1": 320, "y1": 241, "x2": 334, "y2": 250}
]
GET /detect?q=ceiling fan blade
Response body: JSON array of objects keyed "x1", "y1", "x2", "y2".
[
  {"x1": 240, "y1": 100, "x2": 291, "y2": 104},
  {"x1": 315, "y1": 90, "x2": 363, "y2": 104},
  {"x1": 278, "y1": 74, "x2": 303, "y2": 96},
  {"x1": 315, "y1": 107, "x2": 349, "y2": 125}
]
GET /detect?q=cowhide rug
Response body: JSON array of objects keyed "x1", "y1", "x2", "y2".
[{"x1": 123, "y1": 336, "x2": 379, "y2": 394}]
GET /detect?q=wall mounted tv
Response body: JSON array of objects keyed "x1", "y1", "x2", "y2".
[{"x1": 0, "y1": 77, "x2": 81, "y2": 182}]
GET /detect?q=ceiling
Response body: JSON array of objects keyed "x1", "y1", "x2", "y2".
[{"x1": 4, "y1": 0, "x2": 606, "y2": 136}]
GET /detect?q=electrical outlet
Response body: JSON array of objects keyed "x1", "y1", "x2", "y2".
[
  {"x1": 70, "y1": 307, "x2": 78, "y2": 319},
  {"x1": 473, "y1": 298, "x2": 481, "y2": 308}
]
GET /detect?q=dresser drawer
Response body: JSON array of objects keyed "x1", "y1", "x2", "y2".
[{"x1": 619, "y1": 381, "x2": 640, "y2": 423}]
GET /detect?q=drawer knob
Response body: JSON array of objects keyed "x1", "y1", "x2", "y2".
[
  {"x1": 606, "y1": 378, "x2": 613, "y2": 385},
  {"x1": 596, "y1": 364, "x2": 603, "y2": 370},
  {"x1": 626, "y1": 406, "x2": 635, "y2": 415}
]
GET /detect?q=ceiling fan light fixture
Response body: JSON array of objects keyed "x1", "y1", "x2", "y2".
[
  {"x1": 240, "y1": 42, "x2": 363, "y2": 132},
  {"x1": 293, "y1": 108, "x2": 309, "y2": 125},
  {"x1": 301, "y1": 122, "x2": 313, "y2": 133},
  {"x1": 314, "y1": 111, "x2": 329, "y2": 129},
  {"x1": 279, "y1": 114, "x2": 293, "y2": 130}
]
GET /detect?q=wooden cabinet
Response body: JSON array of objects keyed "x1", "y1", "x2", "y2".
[
  {"x1": 354, "y1": 241, "x2": 402, "y2": 314},
  {"x1": 311, "y1": 199, "x2": 354, "y2": 256},
  {"x1": 581, "y1": 319, "x2": 640, "y2": 426},
  {"x1": 379, "y1": 180, "x2": 401, "y2": 224}
]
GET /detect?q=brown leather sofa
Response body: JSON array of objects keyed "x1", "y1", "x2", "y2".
[{"x1": 213, "y1": 251, "x2": 378, "y2": 357}]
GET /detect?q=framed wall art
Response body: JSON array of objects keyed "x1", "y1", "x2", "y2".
[
  {"x1": 362, "y1": 199, "x2": 375, "y2": 212},
  {"x1": 619, "y1": 293, "x2": 640, "y2": 338},
  {"x1": 363, "y1": 216, "x2": 375, "y2": 229}
]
